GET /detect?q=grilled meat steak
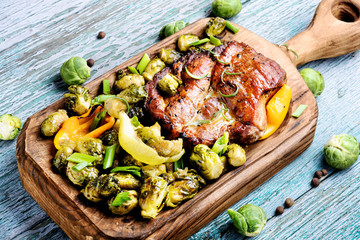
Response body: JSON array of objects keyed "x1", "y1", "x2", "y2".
[{"x1": 145, "y1": 41, "x2": 286, "y2": 148}]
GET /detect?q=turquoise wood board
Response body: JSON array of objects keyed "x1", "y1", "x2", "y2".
[{"x1": 1, "y1": 0, "x2": 360, "y2": 239}]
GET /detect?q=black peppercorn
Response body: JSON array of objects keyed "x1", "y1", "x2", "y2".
[
  {"x1": 87, "y1": 59, "x2": 95, "y2": 67},
  {"x1": 284, "y1": 198, "x2": 294, "y2": 208},
  {"x1": 321, "y1": 169, "x2": 328, "y2": 176},
  {"x1": 97, "y1": 31, "x2": 106, "y2": 39},
  {"x1": 312, "y1": 177, "x2": 320, "y2": 187},
  {"x1": 276, "y1": 206, "x2": 284, "y2": 215},
  {"x1": 314, "y1": 170, "x2": 323, "y2": 179}
]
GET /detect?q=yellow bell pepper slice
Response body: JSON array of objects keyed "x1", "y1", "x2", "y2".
[
  {"x1": 118, "y1": 112, "x2": 185, "y2": 165},
  {"x1": 260, "y1": 84, "x2": 292, "y2": 140}
]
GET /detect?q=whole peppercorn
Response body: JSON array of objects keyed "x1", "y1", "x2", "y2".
[
  {"x1": 311, "y1": 177, "x2": 320, "y2": 187},
  {"x1": 97, "y1": 31, "x2": 106, "y2": 39},
  {"x1": 275, "y1": 206, "x2": 284, "y2": 215},
  {"x1": 321, "y1": 169, "x2": 328, "y2": 176},
  {"x1": 314, "y1": 170, "x2": 323, "y2": 179},
  {"x1": 87, "y1": 59, "x2": 95, "y2": 67},
  {"x1": 284, "y1": 198, "x2": 294, "y2": 208}
]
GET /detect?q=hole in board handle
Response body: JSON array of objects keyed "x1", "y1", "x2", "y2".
[{"x1": 332, "y1": 1, "x2": 360, "y2": 22}]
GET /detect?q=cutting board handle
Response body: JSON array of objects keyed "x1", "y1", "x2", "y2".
[{"x1": 283, "y1": 0, "x2": 360, "y2": 66}]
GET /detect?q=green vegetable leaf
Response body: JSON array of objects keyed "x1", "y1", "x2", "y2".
[
  {"x1": 136, "y1": 53, "x2": 151, "y2": 74},
  {"x1": 128, "y1": 66, "x2": 139, "y2": 74},
  {"x1": 72, "y1": 162, "x2": 92, "y2": 172},
  {"x1": 212, "y1": 131, "x2": 229, "y2": 155},
  {"x1": 67, "y1": 153, "x2": 98, "y2": 163},
  {"x1": 111, "y1": 166, "x2": 142, "y2": 178},
  {"x1": 174, "y1": 158, "x2": 184, "y2": 171},
  {"x1": 130, "y1": 116, "x2": 141, "y2": 127},
  {"x1": 292, "y1": 104, "x2": 308, "y2": 118},
  {"x1": 110, "y1": 191, "x2": 131, "y2": 207}
]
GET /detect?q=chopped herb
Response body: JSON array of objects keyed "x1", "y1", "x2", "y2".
[
  {"x1": 216, "y1": 56, "x2": 230, "y2": 65},
  {"x1": 110, "y1": 191, "x2": 131, "y2": 207},
  {"x1": 111, "y1": 166, "x2": 142, "y2": 178},
  {"x1": 189, "y1": 38, "x2": 210, "y2": 46},
  {"x1": 185, "y1": 66, "x2": 209, "y2": 79},
  {"x1": 225, "y1": 21, "x2": 239, "y2": 34},
  {"x1": 136, "y1": 53, "x2": 151, "y2": 74},
  {"x1": 221, "y1": 70, "x2": 242, "y2": 83},
  {"x1": 72, "y1": 162, "x2": 92, "y2": 172},
  {"x1": 292, "y1": 104, "x2": 308, "y2": 118},
  {"x1": 187, "y1": 119, "x2": 210, "y2": 126},
  {"x1": 128, "y1": 66, "x2": 139, "y2": 74},
  {"x1": 204, "y1": 91, "x2": 214, "y2": 100},
  {"x1": 220, "y1": 85, "x2": 239, "y2": 97},
  {"x1": 209, "y1": 36, "x2": 222, "y2": 46},
  {"x1": 67, "y1": 153, "x2": 98, "y2": 163},
  {"x1": 102, "y1": 79, "x2": 111, "y2": 94}
]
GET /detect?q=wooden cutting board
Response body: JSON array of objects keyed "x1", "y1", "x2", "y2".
[{"x1": 16, "y1": 0, "x2": 360, "y2": 239}]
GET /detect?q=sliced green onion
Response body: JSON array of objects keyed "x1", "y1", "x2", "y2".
[
  {"x1": 185, "y1": 66, "x2": 209, "y2": 79},
  {"x1": 102, "y1": 79, "x2": 111, "y2": 94},
  {"x1": 91, "y1": 94, "x2": 115, "y2": 105},
  {"x1": 225, "y1": 21, "x2": 239, "y2": 34},
  {"x1": 212, "y1": 131, "x2": 229, "y2": 155},
  {"x1": 67, "y1": 153, "x2": 98, "y2": 163},
  {"x1": 212, "y1": 109, "x2": 223, "y2": 120},
  {"x1": 222, "y1": 111, "x2": 231, "y2": 121},
  {"x1": 128, "y1": 66, "x2": 139, "y2": 74},
  {"x1": 204, "y1": 91, "x2": 214, "y2": 100},
  {"x1": 207, "y1": 49, "x2": 219, "y2": 57},
  {"x1": 187, "y1": 119, "x2": 210, "y2": 126},
  {"x1": 136, "y1": 53, "x2": 151, "y2": 74},
  {"x1": 221, "y1": 70, "x2": 242, "y2": 83},
  {"x1": 209, "y1": 36, "x2": 222, "y2": 46},
  {"x1": 113, "y1": 97, "x2": 130, "y2": 114},
  {"x1": 220, "y1": 85, "x2": 239, "y2": 97},
  {"x1": 72, "y1": 162, "x2": 92, "y2": 172},
  {"x1": 103, "y1": 144, "x2": 117, "y2": 170},
  {"x1": 174, "y1": 158, "x2": 184, "y2": 172},
  {"x1": 111, "y1": 166, "x2": 142, "y2": 178},
  {"x1": 189, "y1": 38, "x2": 210, "y2": 46},
  {"x1": 130, "y1": 116, "x2": 140, "y2": 127},
  {"x1": 110, "y1": 191, "x2": 131, "y2": 207},
  {"x1": 278, "y1": 43, "x2": 299, "y2": 60},
  {"x1": 217, "y1": 56, "x2": 230, "y2": 65},
  {"x1": 292, "y1": 104, "x2": 308, "y2": 118},
  {"x1": 89, "y1": 110, "x2": 106, "y2": 131}
]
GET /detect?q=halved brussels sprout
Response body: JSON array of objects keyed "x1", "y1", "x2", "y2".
[
  {"x1": 158, "y1": 73, "x2": 182, "y2": 96},
  {"x1": 178, "y1": 34, "x2": 200, "y2": 52},
  {"x1": 159, "y1": 48, "x2": 182, "y2": 65},
  {"x1": 52, "y1": 144, "x2": 74, "y2": 173},
  {"x1": 66, "y1": 161, "x2": 99, "y2": 187},
  {"x1": 82, "y1": 177, "x2": 103, "y2": 202},
  {"x1": 142, "y1": 58, "x2": 166, "y2": 81},
  {"x1": 205, "y1": 17, "x2": 226, "y2": 36},
  {"x1": 108, "y1": 190, "x2": 138, "y2": 215},
  {"x1": 75, "y1": 137, "x2": 104, "y2": 167},
  {"x1": 113, "y1": 74, "x2": 145, "y2": 92},
  {"x1": 141, "y1": 164, "x2": 167, "y2": 178},
  {"x1": 41, "y1": 109, "x2": 69, "y2": 137},
  {"x1": 0, "y1": 114, "x2": 21, "y2": 140},
  {"x1": 104, "y1": 98, "x2": 128, "y2": 118},
  {"x1": 226, "y1": 143, "x2": 246, "y2": 167},
  {"x1": 117, "y1": 85, "x2": 148, "y2": 104},
  {"x1": 112, "y1": 172, "x2": 141, "y2": 190},
  {"x1": 64, "y1": 85, "x2": 92, "y2": 115}
]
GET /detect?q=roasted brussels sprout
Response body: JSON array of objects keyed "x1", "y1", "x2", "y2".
[
  {"x1": 104, "y1": 97, "x2": 128, "y2": 118},
  {"x1": 60, "y1": 56, "x2": 91, "y2": 85},
  {"x1": 142, "y1": 164, "x2": 167, "y2": 178},
  {"x1": 75, "y1": 137, "x2": 104, "y2": 166},
  {"x1": 41, "y1": 109, "x2": 69, "y2": 137},
  {"x1": 173, "y1": 168, "x2": 206, "y2": 187},
  {"x1": 299, "y1": 68, "x2": 325, "y2": 97},
  {"x1": 139, "y1": 176, "x2": 168, "y2": 219},
  {"x1": 108, "y1": 190, "x2": 138, "y2": 215},
  {"x1": 198, "y1": 42, "x2": 216, "y2": 51},
  {"x1": 159, "y1": 48, "x2": 182, "y2": 65},
  {"x1": 206, "y1": 17, "x2": 226, "y2": 36},
  {"x1": 98, "y1": 129, "x2": 118, "y2": 146},
  {"x1": 324, "y1": 134, "x2": 359, "y2": 169},
  {"x1": 52, "y1": 144, "x2": 75, "y2": 173},
  {"x1": 64, "y1": 85, "x2": 92, "y2": 115},
  {"x1": 127, "y1": 101, "x2": 146, "y2": 120},
  {"x1": 98, "y1": 174, "x2": 122, "y2": 197},
  {"x1": 226, "y1": 143, "x2": 246, "y2": 167},
  {"x1": 117, "y1": 85, "x2": 148, "y2": 104},
  {"x1": 122, "y1": 154, "x2": 146, "y2": 167},
  {"x1": 227, "y1": 204, "x2": 267, "y2": 237},
  {"x1": 178, "y1": 34, "x2": 200, "y2": 52},
  {"x1": 66, "y1": 161, "x2": 99, "y2": 187},
  {"x1": 190, "y1": 144, "x2": 224, "y2": 180},
  {"x1": 212, "y1": 0, "x2": 242, "y2": 19},
  {"x1": 112, "y1": 172, "x2": 141, "y2": 190},
  {"x1": 142, "y1": 58, "x2": 166, "y2": 81},
  {"x1": 113, "y1": 74, "x2": 145, "y2": 92},
  {"x1": 0, "y1": 114, "x2": 21, "y2": 140},
  {"x1": 158, "y1": 73, "x2": 182, "y2": 96},
  {"x1": 159, "y1": 20, "x2": 189, "y2": 39},
  {"x1": 82, "y1": 178, "x2": 104, "y2": 202}
]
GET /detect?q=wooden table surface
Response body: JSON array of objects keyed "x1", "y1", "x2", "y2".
[{"x1": 1, "y1": 0, "x2": 359, "y2": 239}]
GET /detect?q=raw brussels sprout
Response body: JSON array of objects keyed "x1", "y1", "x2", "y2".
[
  {"x1": 158, "y1": 73, "x2": 182, "y2": 96},
  {"x1": 142, "y1": 58, "x2": 166, "y2": 81},
  {"x1": 178, "y1": 34, "x2": 200, "y2": 52},
  {"x1": 108, "y1": 190, "x2": 138, "y2": 215},
  {"x1": 98, "y1": 129, "x2": 118, "y2": 146},
  {"x1": 226, "y1": 143, "x2": 246, "y2": 167},
  {"x1": 0, "y1": 114, "x2": 21, "y2": 140},
  {"x1": 66, "y1": 161, "x2": 99, "y2": 187},
  {"x1": 113, "y1": 74, "x2": 145, "y2": 92},
  {"x1": 75, "y1": 137, "x2": 104, "y2": 166},
  {"x1": 64, "y1": 85, "x2": 92, "y2": 115},
  {"x1": 190, "y1": 144, "x2": 224, "y2": 180},
  {"x1": 139, "y1": 176, "x2": 168, "y2": 219},
  {"x1": 52, "y1": 144, "x2": 75, "y2": 173},
  {"x1": 212, "y1": 0, "x2": 242, "y2": 19},
  {"x1": 227, "y1": 204, "x2": 267, "y2": 237},
  {"x1": 205, "y1": 17, "x2": 226, "y2": 36},
  {"x1": 324, "y1": 134, "x2": 359, "y2": 169},
  {"x1": 60, "y1": 56, "x2": 90, "y2": 85},
  {"x1": 159, "y1": 48, "x2": 182, "y2": 65},
  {"x1": 299, "y1": 68, "x2": 325, "y2": 97},
  {"x1": 104, "y1": 97, "x2": 128, "y2": 118},
  {"x1": 41, "y1": 109, "x2": 69, "y2": 137},
  {"x1": 159, "y1": 20, "x2": 189, "y2": 39},
  {"x1": 117, "y1": 85, "x2": 148, "y2": 104}
]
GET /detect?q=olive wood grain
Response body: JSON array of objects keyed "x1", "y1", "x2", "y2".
[{"x1": 15, "y1": 0, "x2": 360, "y2": 239}]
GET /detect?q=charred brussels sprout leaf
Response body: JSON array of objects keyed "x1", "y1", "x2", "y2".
[
  {"x1": 212, "y1": 0, "x2": 242, "y2": 19},
  {"x1": 41, "y1": 109, "x2": 69, "y2": 137},
  {"x1": 299, "y1": 68, "x2": 325, "y2": 97},
  {"x1": 64, "y1": 85, "x2": 92, "y2": 115},
  {"x1": 0, "y1": 114, "x2": 21, "y2": 140},
  {"x1": 206, "y1": 17, "x2": 226, "y2": 36},
  {"x1": 159, "y1": 20, "x2": 189, "y2": 39},
  {"x1": 60, "y1": 56, "x2": 91, "y2": 85},
  {"x1": 324, "y1": 134, "x2": 359, "y2": 169}
]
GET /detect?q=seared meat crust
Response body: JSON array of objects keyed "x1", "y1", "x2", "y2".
[{"x1": 145, "y1": 41, "x2": 286, "y2": 148}]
